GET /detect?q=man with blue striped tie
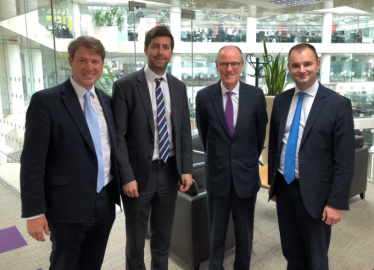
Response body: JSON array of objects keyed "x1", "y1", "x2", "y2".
[
  {"x1": 112, "y1": 26, "x2": 193, "y2": 270},
  {"x1": 268, "y1": 44, "x2": 355, "y2": 270}
]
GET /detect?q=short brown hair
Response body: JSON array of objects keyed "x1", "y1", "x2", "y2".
[
  {"x1": 288, "y1": 43, "x2": 318, "y2": 62},
  {"x1": 68, "y1": 36, "x2": 106, "y2": 61},
  {"x1": 144, "y1": 26, "x2": 174, "y2": 50}
]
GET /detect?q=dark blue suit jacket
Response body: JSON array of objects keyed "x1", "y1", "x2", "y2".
[
  {"x1": 21, "y1": 79, "x2": 121, "y2": 223},
  {"x1": 196, "y1": 81, "x2": 268, "y2": 198},
  {"x1": 268, "y1": 83, "x2": 355, "y2": 219}
]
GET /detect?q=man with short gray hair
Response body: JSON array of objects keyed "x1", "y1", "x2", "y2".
[{"x1": 196, "y1": 45, "x2": 267, "y2": 269}]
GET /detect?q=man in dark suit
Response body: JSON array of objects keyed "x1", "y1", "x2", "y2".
[
  {"x1": 112, "y1": 26, "x2": 193, "y2": 270},
  {"x1": 268, "y1": 43, "x2": 355, "y2": 270},
  {"x1": 20, "y1": 36, "x2": 121, "y2": 269},
  {"x1": 196, "y1": 45, "x2": 268, "y2": 269}
]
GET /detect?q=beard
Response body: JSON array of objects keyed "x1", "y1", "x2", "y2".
[{"x1": 148, "y1": 58, "x2": 168, "y2": 73}]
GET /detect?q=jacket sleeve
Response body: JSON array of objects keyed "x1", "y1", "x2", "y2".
[
  {"x1": 196, "y1": 92, "x2": 207, "y2": 152},
  {"x1": 267, "y1": 95, "x2": 278, "y2": 188},
  {"x1": 20, "y1": 92, "x2": 50, "y2": 218},
  {"x1": 256, "y1": 92, "x2": 268, "y2": 158},
  {"x1": 112, "y1": 81, "x2": 136, "y2": 186},
  {"x1": 327, "y1": 97, "x2": 355, "y2": 210},
  {"x1": 180, "y1": 83, "x2": 193, "y2": 174}
]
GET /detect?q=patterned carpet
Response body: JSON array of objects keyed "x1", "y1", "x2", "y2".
[{"x1": 0, "y1": 179, "x2": 373, "y2": 270}]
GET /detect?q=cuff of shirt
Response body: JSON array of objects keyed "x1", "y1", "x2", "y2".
[{"x1": 26, "y1": 214, "x2": 45, "y2": 220}]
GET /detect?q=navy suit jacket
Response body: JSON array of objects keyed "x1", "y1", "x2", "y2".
[
  {"x1": 112, "y1": 68, "x2": 193, "y2": 193},
  {"x1": 196, "y1": 81, "x2": 268, "y2": 198},
  {"x1": 21, "y1": 79, "x2": 121, "y2": 223},
  {"x1": 268, "y1": 83, "x2": 355, "y2": 219}
]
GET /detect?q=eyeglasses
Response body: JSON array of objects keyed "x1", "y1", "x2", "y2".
[{"x1": 218, "y1": 62, "x2": 242, "y2": 69}]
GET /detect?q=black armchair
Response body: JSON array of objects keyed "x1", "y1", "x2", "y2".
[{"x1": 350, "y1": 136, "x2": 369, "y2": 199}]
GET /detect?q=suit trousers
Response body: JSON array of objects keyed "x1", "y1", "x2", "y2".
[
  {"x1": 48, "y1": 179, "x2": 117, "y2": 270},
  {"x1": 275, "y1": 172, "x2": 331, "y2": 270},
  {"x1": 123, "y1": 156, "x2": 179, "y2": 270},
  {"x1": 207, "y1": 183, "x2": 257, "y2": 270}
]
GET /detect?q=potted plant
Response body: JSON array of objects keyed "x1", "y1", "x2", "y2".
[
  {"x1": 261, "y1": 39, "x2": 289, "y2": 165},
  {"x1": 88, "y1": 5, "x2": 128, "y2": 52}
]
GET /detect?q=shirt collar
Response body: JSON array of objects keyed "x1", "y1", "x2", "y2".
[
  {"x1": 70, "y1": 76, "x2": 96, "y2": 99},
  {"x1": 221, "y1": 80, "x2": 240, "y2": 96},
  {"x1": 144, "y1": 65, "x2": 168, "y2": 83},
  {"x1": 294, "y1": 80, "x2": 319, "y2": 97}
]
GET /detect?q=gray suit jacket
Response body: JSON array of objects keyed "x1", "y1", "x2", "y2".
[{"x1": 112, "y1": 68, "x2": 193, "y2": 193}]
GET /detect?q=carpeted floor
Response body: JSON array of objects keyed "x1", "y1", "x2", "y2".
[{"x1": 0, "y1": 180, "x2": 373, "y2": 270}]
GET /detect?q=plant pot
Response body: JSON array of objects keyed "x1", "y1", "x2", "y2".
[
  {"x1": 262, "y1": 95, "x2": 275, "y2": 165},
  {"x1": 87, "y1": 25, "x2": 118, "y2": 52}
]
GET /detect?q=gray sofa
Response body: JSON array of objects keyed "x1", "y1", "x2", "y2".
[
  {"x1": 349, "y1": 136, "x2": 369, "y2": 199},
  {"x1": 170, "y1": 134, "x2": 235, "y2": 270}
]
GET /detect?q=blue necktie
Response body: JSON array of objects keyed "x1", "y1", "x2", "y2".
[
  {"x1": 84, "y1": 92, "x2": 105, "y2": 193},
  {"x1": 155, "y1": 78, "x2": 170, "y2": 162},
  {"x1": 283, "y1": 92, "x2": 306, "y2": 184}
]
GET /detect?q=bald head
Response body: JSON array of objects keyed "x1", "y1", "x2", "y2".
[{"x1": 216, "y1": 46, "x2": 243, "y2": 63}]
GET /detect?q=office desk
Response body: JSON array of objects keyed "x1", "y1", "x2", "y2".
[{"x1": 259, "y1": 164, "x2": 270, "y2": 189}]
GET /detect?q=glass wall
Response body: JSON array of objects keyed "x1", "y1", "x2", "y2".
[
  {"x1": 330, "y1": 54, "x2": 374, "y2": 82},
  {"x1": 332, "y1": 14, "x2": 374, "y2": 43},
  {"x1": 1, "y1": 0, "x2": 374, "y2": 191},
  {"x1": 182, "y1": 10, "x2": 247, "y2": 43},
  {"x1": 256, "y1": 13, "x2": 323, "y2": 43}
]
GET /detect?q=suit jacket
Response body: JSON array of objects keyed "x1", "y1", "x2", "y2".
[
  {"x1": 268, "y1": 83, "x2": 355, "y2": 219},
  {"x1": 112, "y1": 68, "x2": 193, "y2": 193},
  {"x1": 196, "y1": 81, "x2": 268, "y2": 198},
  {"x1": 20, "y1": 79, "x2": 121, "y2": 223}
]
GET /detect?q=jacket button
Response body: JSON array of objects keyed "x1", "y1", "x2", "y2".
[
  {"x1": 231, "y1": 158, "x2": 234, "y2": 161},
  {"x1": 92, "y1": 177, "x2": 96, "y2": 183},
  {"x1": 151, "y1": 138, "x2": 154, "y2": 141},
  {"x1": 231, "y1": 143, "x2": 234, "y2": 147}
]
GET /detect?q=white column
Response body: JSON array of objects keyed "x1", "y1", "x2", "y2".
[
  {"x1": 0, "y1": 42, "x2": 7, "y2": 166},
  {"x1": 322, "y1": 1, "x2": 333, "y2": 44},
  {"x1": 246, "y1": 5, "x2": 257, "y2": 44},
  {"x1": 171, "y1": 53, "x2": 181, "y2": 81},
  {"x1": 4, "y1": 44, "x2": 24, "y2": 115},
  {"x1": 320, "y1": 53, "x2": 331, "y2": 84},
  {"x1": 73, "y1": 3, "x2": 81, "y2": 38},
  {"x1": 170, "y1": 7, "x2": 181, "y2": 44},
  {"x1": 32, "y1": 50, "x2": 44, "y2": 92}
]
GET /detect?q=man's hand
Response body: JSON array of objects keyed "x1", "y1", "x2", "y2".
[
  {"x1": 27, "y1": 216, "x2": 50, "y2": 242},
  {"x1": 122, "y1": 180, "x2": 139, "y2": 198},
  {"x1": 322, "y1": 205, "x2": 343, "y2": 226},
  {"x1": 180, "y1": 174, "x2": 193, "y2": 192},
  {"x1": 268, "y1": 188, "x2": 276, "y2": 202}
]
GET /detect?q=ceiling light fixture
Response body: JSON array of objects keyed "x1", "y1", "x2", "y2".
[{"x1": 269, "y1": 0, "x2": 322, "y2": 7}]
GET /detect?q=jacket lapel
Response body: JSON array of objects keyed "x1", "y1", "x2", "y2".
[
  {"x1": 212, "y1": 81, "x2": 231, "y2": 137},
  {"x1": 299, "y1": 83, "x2": 326, "y2": 149},
  {"x1": 136, "y1": 68, "x2": 155, "y2": 137},
  {"x1": 277, "y1": 88, "x2": 295, "y2": 154},
  {"x1": 167, "y1": 73, "x2": 178, "y2": 138},
  {"x1": 61, "y1": 79, "x2": 96, "y2": 154},
  {"x1": 232, "y1": 81, "x2": 248, "y2": 139}
]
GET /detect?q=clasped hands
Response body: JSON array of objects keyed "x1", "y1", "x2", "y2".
[{"x1": 122, "y1": 174, "x2": 193, "y2": 198}]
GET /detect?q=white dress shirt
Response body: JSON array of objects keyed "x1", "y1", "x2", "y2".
[
  {"x1": 221, "y1": 81, "x2": 240, "y2": 131},
  {"x1": 278, "y1": 80, "x2": 319, "y2": 178},
  {"x1": 144, "y1": 65, "x2": 175, "y2": 160},
  {"x1": 27, "y1": 77, "x2": 112, "y2": 220}
]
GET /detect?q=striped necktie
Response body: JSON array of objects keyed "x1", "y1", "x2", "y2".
[{"x1": 155, "y1": 78, "x2": 170, "y2": 162}]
